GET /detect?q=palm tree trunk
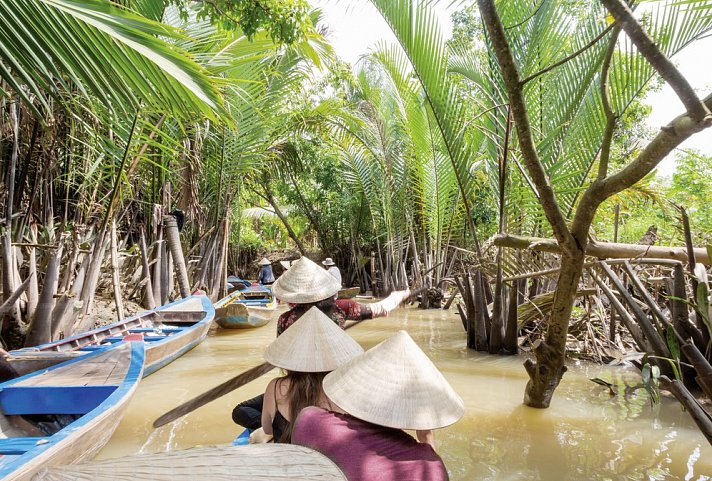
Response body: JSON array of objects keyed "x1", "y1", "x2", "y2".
[
  {"x1": 165, "y1": 215, "x2": 190, "y2": 298},
  {"x1": 139, "y1": 230, "x2": 156, "y2": 309},
  {"x1": 26, "y1": 224, "x2": 39, "y2": 321},
  {"x1": 110, "y1": 220, "x2": 125, "y2": 320},
  {"x1": 25, "y1": 242, "x2": 63, "y2": 347},
  {"x1": 2, "y1": 103, "x2": 20, "y2": 325},
  {"x1": 263, "y1": 186, "x2": 306, "y2": 255}
]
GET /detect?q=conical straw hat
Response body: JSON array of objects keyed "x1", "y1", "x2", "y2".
[
  {"x1": 323, "y1": 331, "x2": 464, "y2": 430},
  {"x1": 264, "y1": 307, "x2": 363, "y2": 372},
  {"x1": 258, "y1": 257, "x2": 271, "y2": 266},
  {"x1": 271, "y1": 257, "x2": 341, "y2": 303},
  {"x1": 35, "y1": 444, "x2": 348, "y2": 481}
]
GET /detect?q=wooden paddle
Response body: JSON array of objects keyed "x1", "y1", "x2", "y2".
[
  {"x1": 153, "y1": 316, "x2": 366, "y2": 428},
  {"x1": 152, "y1": 288, "x2": 423, "y2": 429}
]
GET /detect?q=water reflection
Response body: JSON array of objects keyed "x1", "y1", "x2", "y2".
[{"x1": 99, "y1": 304, "x2": 712, "y2": 480}]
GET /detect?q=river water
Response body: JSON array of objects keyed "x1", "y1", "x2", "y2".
[{"x1": 98, "y1": 305, "x2": 712, "y2": 480}]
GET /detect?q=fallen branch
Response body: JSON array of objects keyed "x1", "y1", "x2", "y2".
[{"x1": 493, "y1": 234, "x2": 710, "y2": 264}]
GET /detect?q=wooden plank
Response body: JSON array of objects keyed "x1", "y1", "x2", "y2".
[
  {"x1": 15, "y1": 348, "x2": 125, "y2": 387},
  {"x1": 0, "y1": 386, "x2": 118, "y2": 415}
]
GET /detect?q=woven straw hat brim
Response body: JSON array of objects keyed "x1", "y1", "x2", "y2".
[
  {"x1": 264, "y1": 306, "x2": 363, "y2": 372},
  {"x1": 323, "y1": 331, "x2": 464, "y2": 430},
  {"x1": 36, "y1": 444, "x2": 348, "y2": 481},
  {"x1": 258, "y1": 258, "x2": 271, "y2": 266},
  {"x1": 271, "y1": 257, "x2": 341, "y2": 303}
]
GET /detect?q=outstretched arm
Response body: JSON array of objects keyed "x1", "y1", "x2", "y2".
[{"x1": 369, "y1": 289, "x2": 412, "y2": 318}]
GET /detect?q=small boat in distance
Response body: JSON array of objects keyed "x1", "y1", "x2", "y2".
[
  {"x1": 337, "y1": 286, "x2": 360, "y2": 299},
  {"x1": 0, "y1": 341, "x2": 144, "y2": 481},
  {"x1": 214, "y1": 291, "x2": 273, "y2": 329},
  {"x1": 9, "y1": 296, "x2": 214, "y2": 377}
]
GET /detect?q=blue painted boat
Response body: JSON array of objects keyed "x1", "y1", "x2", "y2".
[
  {"x1": 240, "y1": 284, "x2": 273, "y2": 300},
  {"x1": 9, "y1": 296, "x2": 215, "y2": 377},
  {"x1": 0, "y1": 341, "x2": 144, "y2": 481},
  {"x1": 232, "y1": 428, "x2": 251, "y2": 445}
]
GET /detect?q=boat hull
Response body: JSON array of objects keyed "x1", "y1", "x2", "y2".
[
  {"x1": 216, "y1": 314, "x2": 270, "y2": 329},
  {"x1": 337, "y1": 287, "x2": 360, "y2": 299},
  {"x1": 0, "y1": 342, "x2": 144, "y2": 481},
  {"x1": 215, "y1": 292, "x2": 276, "y2": 329},
  {"x1": 9, "y1": 296, "x2": 214, "y2": 377}
]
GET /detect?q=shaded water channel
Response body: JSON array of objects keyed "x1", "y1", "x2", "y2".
[{"x1": 99, "y1": 305, "x2": 712, "y2": 480}]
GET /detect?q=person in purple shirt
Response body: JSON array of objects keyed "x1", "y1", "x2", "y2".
[{"x1": 292, "y1": 331, "x2": 465, "y2": 481}]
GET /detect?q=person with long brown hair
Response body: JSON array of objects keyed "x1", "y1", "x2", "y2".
[
  {"x1": 232, "y1": 256, "x2": 412, "y2": 434},
  {"x1": 257, "y1": 306, "x2": 363, "y2": 443}
]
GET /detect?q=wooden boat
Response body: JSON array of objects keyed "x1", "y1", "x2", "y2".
[
  {"x1": 34, "y1": 444, "x2": 347, "y2": 481},
  {"x1": 337, "y1": 286, "x2": 360, "y2": 299},
  {"x1": 9, "y1": 295, "x2": 214, "y2": 377},
  {"x1": 240, "y1": 283, "x2": 273, "y2": 300},
  {"x1": 0, "y1": 341, "x2": 144, "y2": 481},
  {"x1": 214, "y1": 291, "x2": 272, "y2": 329}
]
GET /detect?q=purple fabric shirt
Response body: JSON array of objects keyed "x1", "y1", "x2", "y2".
[{"x1": 292, "y1": 407, "x2": 449, "y2": 481}]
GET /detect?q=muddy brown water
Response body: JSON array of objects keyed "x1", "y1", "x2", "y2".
[{"x1": 98, "y1": 305, "x2": 712, "y2": 480}]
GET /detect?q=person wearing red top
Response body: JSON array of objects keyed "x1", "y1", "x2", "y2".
[
  {"x1": 232, "y1": 257, "x2": 411, "y2": 434},
  {"x1": 292, "y1": 331, "x2": 465, "y2": 481}
]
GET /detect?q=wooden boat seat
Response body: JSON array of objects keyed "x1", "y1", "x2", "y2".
[
  {"x1": 0, "y1": 437, "x2": 50, "y2": 455},
  {"x1": 104, "y1": 335, "x2": 165, "y2": 343},
  {"x1": 0, "y1": 385, "x2": 118, "y2": 415}
]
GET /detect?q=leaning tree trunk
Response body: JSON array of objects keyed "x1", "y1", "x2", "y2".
[
  {"x1": 164, "y1": 215, "x2": 190, "y2": 298},
  {"x1": 523, "y1": 249, "x2": 584, "y2": 408},
  {"x1": 262, "y1": 185, "x2": 306, "y2": 255}
]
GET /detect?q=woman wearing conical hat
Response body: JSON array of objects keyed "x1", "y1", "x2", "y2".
[
  {"x1": 292, "y1": 331, "x2": 464, "y2": 481},
  {"x1": 272, "y1": 256, "x2": 412, "y2": 336},
  {"x1": 232, "y1": 256, "x2": 414, "y2": 435},
  {"x1": 257, "y1": 307, "x2": 363, "y2": 443},
  {"x1": 257, "y1": 257, "x2": 275, "y2": 285}
]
